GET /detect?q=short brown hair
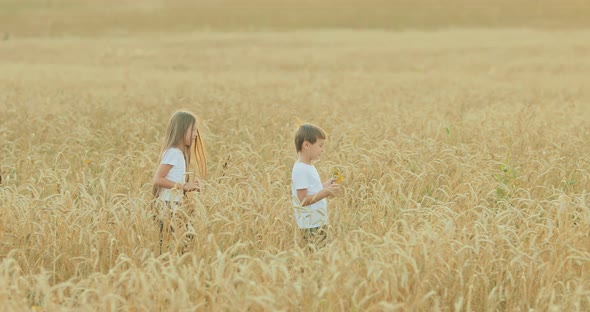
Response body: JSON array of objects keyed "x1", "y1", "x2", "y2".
[{"x1": 294, "y1": 124, "x2": 326, "y2": 152}]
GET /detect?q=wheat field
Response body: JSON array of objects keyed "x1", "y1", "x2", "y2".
[{"x1": 1, "y1": 0, "x2": 590, "y2": 311}]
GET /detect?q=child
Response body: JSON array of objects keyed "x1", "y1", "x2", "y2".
[
  {"x1": 291, "y1": 124, "x2": 340, "y2": 247},
  {"x1": 152, "y1": 110, "x2": 207, "y2": 253}
]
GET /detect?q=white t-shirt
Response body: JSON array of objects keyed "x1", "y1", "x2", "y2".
[
  {"x1": 291, "y1": 161, "x2": 328, "y2": 229},
  {"x1": 158, "y1": 147, "x2": 186, "y2": 202}
]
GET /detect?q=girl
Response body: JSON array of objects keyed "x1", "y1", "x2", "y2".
[{"x1": 152, "y1": 110, "x2": 207, "y2": 253}]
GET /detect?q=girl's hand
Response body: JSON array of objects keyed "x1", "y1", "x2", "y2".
[
  {"x1": 323, "y1": 178, "x2": 337, "y2": 189},
  {"x1": 183, "y1": 181, "x2": 200, "y2": 192}
]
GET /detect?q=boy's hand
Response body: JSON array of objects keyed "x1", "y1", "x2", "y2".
[
  {"x1": 325, "y1": 182, "x2": 341, "y2": 197},
  {"x1": 323, "y1": 178, "x2": 337, "y2": 189}
]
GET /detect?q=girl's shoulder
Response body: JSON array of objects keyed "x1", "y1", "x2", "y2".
[
  {"x1": 164, "y1": 146, "x2": 182, "y2": 152},
  {"x1": 162, "y1": 147, "x2": 184, "y2": 158}
]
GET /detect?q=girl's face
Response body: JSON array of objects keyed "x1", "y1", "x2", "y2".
[{"x1": 184, "y1": 123, "x2": 198, "y2": 146}]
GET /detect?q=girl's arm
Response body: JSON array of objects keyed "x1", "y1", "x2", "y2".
[{"x1": 153, "y1": 164, "x2": 193, "y2": 191}]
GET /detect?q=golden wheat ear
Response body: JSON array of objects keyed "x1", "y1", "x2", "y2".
[
  {"x1": 192, "y1": 129, "x2": 207, "y2": 179},
  {"x1": 294, "y1": 116, "x2": 305, "y2": 130}
]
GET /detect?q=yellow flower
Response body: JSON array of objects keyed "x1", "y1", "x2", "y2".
[
  {"x1": 332, "y1": 167, "x2": 344, "y2": 184},
  {"x1": 85, "y1": 159, "x2": 90, "y2": 165}
]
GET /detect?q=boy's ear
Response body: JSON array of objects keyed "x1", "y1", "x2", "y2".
[{"x1": 302, "y1": 141, "x2": 309, "y2": 149}]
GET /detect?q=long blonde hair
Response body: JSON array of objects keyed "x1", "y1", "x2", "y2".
[{"x1": 153, "y1": 110, "x2": 207, "y2": 198}]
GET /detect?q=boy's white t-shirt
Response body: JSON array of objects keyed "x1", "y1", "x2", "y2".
[
  {"x1": 291, "y1": 161, "x2": 328, "y2": 229},
  {"x1": 158, "y1": 147, "x2": 186, "y2": 202}
]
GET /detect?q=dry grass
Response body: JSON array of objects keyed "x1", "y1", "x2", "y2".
[
  {"x1": 2, "y1": 0, "x2": 590, "y2": 36},
  {"x1": 1, "y1": 1, "x2": 590, "y2": 311}
]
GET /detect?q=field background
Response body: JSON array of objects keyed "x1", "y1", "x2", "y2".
[{"x1": 1, "y1": 0, "x2": 590, "y2": 310}]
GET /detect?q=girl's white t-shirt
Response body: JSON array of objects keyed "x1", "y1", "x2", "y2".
[
  {"x1": 158, "y1": 147, "x2": 186, "y2": 202},
  {"x1": 291, "y1": 161, "x2": 328, "y2": 229}
]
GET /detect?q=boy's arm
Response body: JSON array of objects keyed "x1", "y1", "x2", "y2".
[{"x1": 296, "y1": 184, "x2": 340, "y2": 207}]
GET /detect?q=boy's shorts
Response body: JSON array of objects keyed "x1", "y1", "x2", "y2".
[{"x1": 301, "y1": 225, "x2": 329, "y2": 247}]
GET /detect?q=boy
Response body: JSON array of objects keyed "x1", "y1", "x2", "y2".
[{"x1": 291, "y1": 124, "x2": 341, "y2": 247}]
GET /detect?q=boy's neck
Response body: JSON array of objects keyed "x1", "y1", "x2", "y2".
[{"x1": 297, "y1": 153, "x2": 313, "y2": 165}]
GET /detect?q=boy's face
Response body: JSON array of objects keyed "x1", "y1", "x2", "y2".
[{"x1": 305, "y1": 138, "x2": 325, "y2": 161}]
